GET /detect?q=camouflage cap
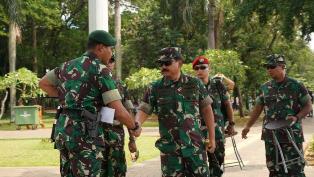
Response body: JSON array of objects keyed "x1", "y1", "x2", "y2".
[
  {"x1": 88, "y1": 30, "x2": 116, "y2": 46},
  {"x1": 158, "y1": 47, "x2": 183, "y2": 61},
  {"x1": 264, "y1": 54, "x2": 286, "y2": 67}
]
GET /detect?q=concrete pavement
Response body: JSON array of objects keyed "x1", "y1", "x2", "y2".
[{"x1": 0, "y1": 118, "x2": 314, "y2": 177}]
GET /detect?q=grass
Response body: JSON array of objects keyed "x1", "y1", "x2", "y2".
[
  {"x1": 0, "y1": 136, "x2": 160, "y2": 167},
  {"x1": 0, "y1": 112, "x2": 159, "y2": 131},
  {"x1": 233, "y1": 111, "x2": 264, "y2": 127}
]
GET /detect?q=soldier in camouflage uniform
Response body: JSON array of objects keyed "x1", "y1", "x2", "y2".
[
  {"x1": 135, "y1": 47, "x2": 216, "y2": 177},
  {"x1": 39, "y1": 30, "x2": 140, "y2": 177},
  {"x1": 192, "y1": 56, "x2": 235, "y2": 177},
  {"x1": 101, "y1": 57, "x2": 138, "y2": 177},
  {"x1": 242, "y1": 54, "x2": 312, "y2": 177}
]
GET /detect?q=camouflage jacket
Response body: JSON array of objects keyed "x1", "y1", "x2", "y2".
[
  {"x1": 46, "y1": 52, "x2": 121, "y2": 148},
  {"x1": 138, "y1": 73, "x2": 212, "y2": 157},
  {"x1": 205, "y1": 77, "x2": 229, "y2": 124},
  {"x1": 203, "y1": 77, "x2": 229, "y2": 139},
  {"x1": 256, "y1": 76, "x2": 310, "y2": 143},
  {"x1": 115, "y1": 79, "x2": 133, "y2": 111}
]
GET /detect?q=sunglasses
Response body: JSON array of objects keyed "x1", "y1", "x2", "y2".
[
  {"x1": 194, "y1": 66, "x2": 208, "y2": 70},
  {"x1": 265, "y1": 65, "x2": 277, "y2": 69},
  {"x1": 158, "y1": 60, "x2": 173, "y2": 67}
]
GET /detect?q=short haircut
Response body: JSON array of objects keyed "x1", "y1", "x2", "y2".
[{"x1": 87, "y1": 39, "x2": 103, "y2": 49}]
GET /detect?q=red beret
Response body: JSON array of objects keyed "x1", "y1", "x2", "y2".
[{"x1": 192, "y1": 56, "x2": 209, "y2": 68}]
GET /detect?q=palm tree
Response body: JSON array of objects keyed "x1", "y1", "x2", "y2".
[
  {"x1": 207, "y1": 0, "x2": 215, "y2": 49},
  {"x1": 6, "y1": 0, "x2": 20, "y2": 122},
  {"x1": 114, "y1": 0, "x2": 122, "y2": 80},
  {"x1": 160, "y1": 0, "x2": 216, "y2": 49}
]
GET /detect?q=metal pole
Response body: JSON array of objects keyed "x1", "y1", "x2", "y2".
[{"x1": 88, "y1": 0, "x2": 109, "y2": 33}]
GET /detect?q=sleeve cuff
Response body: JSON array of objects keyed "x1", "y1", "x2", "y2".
[
  {"x1": 255, "y1": 97, "x2": 264, "y2": 105},
  {"x1": 46, "y1": 69, "x2": 58, "y2": 86},
  {"x1": 102, "y1": 89, "x2": 122, "y2": 105},
  {"x1": 138, "y1": 101, "x2": 153, "y2": 115},
  {"x1": 124, "y1": 100, "x2": 134, "y2": 110},
  {"x1": 223, "y1": 93, "x2": 230, "y2": 101},
  {"x1": 300, "y1": 94, "x2": 311, "y2": 106},
  {"x1": 200, "y1": 96, "x2": 213, "y2": 109}
]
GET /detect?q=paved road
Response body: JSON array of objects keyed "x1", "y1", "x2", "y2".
[
  {"x1": 126, "y1": 118, "x2": 314, "y2": 177},
  {"x1": 0, "y1": 118, "x2": 314, "y2": 177}
]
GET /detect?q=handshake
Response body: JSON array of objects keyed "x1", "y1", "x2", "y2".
[
  {"x1": 127, "y1": 121, "x2": 142, "y2": 162},
  {"x1": 129, "y1": 121, "x2": 142, "y2": 137}
]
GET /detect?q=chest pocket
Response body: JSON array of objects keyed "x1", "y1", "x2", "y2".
[
  {"x1": 181, "y1": 86, "x2": 198, "y2": 101},
  {"x1": 264, "y1": 95, "x2": 277, "y2": 110},
  {"x1": 181, "y1": 86, "x2": 199, "y2": 114},
  {"x1": 157, "y1": 88, "x2": 176, "y2": 114}
]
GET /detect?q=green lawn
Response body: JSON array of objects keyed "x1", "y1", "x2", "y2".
[
  {"x1": 0, "y1": 112, "x2": 158, "y2": 131},
  {"x1": 0, "y1": 136, "x2": 159, "y2": 167}
]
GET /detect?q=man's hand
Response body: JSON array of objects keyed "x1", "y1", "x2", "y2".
[
  {"x1": 287, "y1": 115, "x2": 298, "y2": 124},
  {"x1": 129, "y1": 121, "x2": 142, "y2": 137},
  {"x1": 241, "y1": 127, "x2": 250, "y2": 139},
  {"x1": 214, "y1": 73, "x2": 225, "y2": 79},
  {"x1": 128, "y1": 140, "x2": 139, "y2": 162},
  {"x1": 225, "y1": 124, "x2": 236, "y2": 136},
  {"x1": 205, "y1": 139, "x2": 216, "y2": 153}
]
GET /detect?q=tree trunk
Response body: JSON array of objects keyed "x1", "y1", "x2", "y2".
[
  {"x1": 0, "y1": 90, "x2": 9, "y2": 120},
  {"x1": 114, "y1": 0, "x2": 122, "y2": 80},
  {"x1": 8, "y1": 21, "x2": 16, "y2": 122},
  {"x1": 214, "y1": 7, "x2": 224, "y2": 49},
  {"x1": 207, "y1": 0, "x2": 215, "y2": 49},
  {"x1": 32, "y1": 21, "x2": 38, "y2": 73}
]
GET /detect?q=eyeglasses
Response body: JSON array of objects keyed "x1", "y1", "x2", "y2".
[
  {"x1": 157, "y1": 60, "x2": 173, "y2": 67},
  {"x1": 193, "y1": 66, "x2": 208, "y2": 70},
  {"x1": 266, "y1": 65, "x2": 277, "y2": 70}
]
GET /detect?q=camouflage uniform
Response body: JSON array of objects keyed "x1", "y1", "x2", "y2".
[
  {"x1": 102, "y1": 80, "x2": 133, "y2": 177},
  {"x1": 256, "y1": 76, "x2": 310, "y2": 177},
  {"x1": 46, "y1": 52, "x2": 121, "y2": 177},
  {"x1": 138, "y1": 73, "x2": 212, "y2": 177},
  {"x1": 202, "y1": 77, "x2": 229, "y2": 177}
]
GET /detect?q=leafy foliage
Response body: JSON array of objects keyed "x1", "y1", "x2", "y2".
[
  {"x1": 204, "y1": 49, "x2": 247, "y2": 84},
  {"x1": 4, "y1": 68, "x2": 42, "y2": 103},
  {"x1": 236, "y1": 0, "x2": 314, "y2": 40}
]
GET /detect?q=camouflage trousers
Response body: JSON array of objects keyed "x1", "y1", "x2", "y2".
[
  {"x1": 55, "y1": 116, "x2": 104, "y2": 177},
  {"x1": 160, "y1": 151, "x2": 210, "y2": 177},
  {"x1": 101, "y1": 124, "x2": 127, "y2": 177},
  {"x1": 208, "y1": 138, "x2": 225, "y2": 177},
  {"x1": 202, "y1": 123, "x2": 225, "y2": 177},
  {"x1": 265, "y1": 140, "x2": 306, "y2": 177}
]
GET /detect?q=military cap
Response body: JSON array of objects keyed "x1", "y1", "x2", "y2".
[
  {"x1": 158, "y1": 47, "x2": 183, "y2": 61},
  {"x1": 192, "y1": 56, "x2": 210, "y2": 68},
  {"x1": 264, "y1": 54, "x2": 286, "y2": 67},
  {"x1": 88, "y1": 30, "x2": 116, "y2": 46}
]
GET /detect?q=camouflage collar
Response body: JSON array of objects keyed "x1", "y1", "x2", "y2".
[
  {"x1": 271, "y1": 76, "x2": 289, "y2": 88},
  {"x1": 162, "y1": 72, "x2": 187, "y2": 87},
  {"x1": 83, "y1": 51, "x2": 98, "y2": 60}
]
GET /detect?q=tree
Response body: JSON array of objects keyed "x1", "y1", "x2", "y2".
[
  {"x1": 0, "y1": 68, "x2": 41, "y2": 120},
  {"x1": 236, "y1": 0, "x2": 314, "y2": 40},
  {"x1": 207, "y1": 0, "x2": 215, "y2": 49},
  {"x1": 5, "y1": 0, "x2": 21, "y2": 122},
  {"x1": 114, "y1": 0, "x2": 122, "y2": 79}
]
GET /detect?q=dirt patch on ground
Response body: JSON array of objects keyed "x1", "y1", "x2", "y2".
[{"x1": 305, "y1": 139, "x2": 314, "y2": 166}]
